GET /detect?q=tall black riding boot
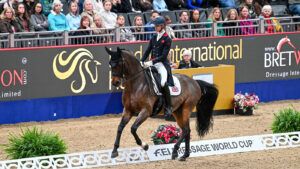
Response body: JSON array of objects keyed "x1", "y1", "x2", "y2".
[{"x1": 162, "y1": 85, "x2": 172, "y2": 119}]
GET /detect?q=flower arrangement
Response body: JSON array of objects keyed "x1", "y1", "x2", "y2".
[
  {"x1": 151, "y1": 124, "x2": 182, "y2": 145},
  {"x1": 234, "y1": 92, "x2": 260, "y2": 112}
]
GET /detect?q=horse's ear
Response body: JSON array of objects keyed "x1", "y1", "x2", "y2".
[{"x1": 105, "y1": 47, "x2": 113, "y2": 56}]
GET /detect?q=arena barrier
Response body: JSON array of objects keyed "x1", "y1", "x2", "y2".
[
  {"x1": 0, "y1": 32, "x2": 300, "y2": 124},
  {"x1": 0, "y1": 132, "x2": 299, "y2": 169}
]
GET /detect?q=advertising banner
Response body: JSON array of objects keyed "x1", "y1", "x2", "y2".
[{"x1": 0, "y1": 33, "x2": 299, "y2": 101}]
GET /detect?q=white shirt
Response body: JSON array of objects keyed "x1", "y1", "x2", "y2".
[{"x1": 156, "y1": 30, "x2": 165, "y2": 41}]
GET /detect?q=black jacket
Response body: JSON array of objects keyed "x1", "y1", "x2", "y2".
[
  {"x1": 142, "y1": 32, "x2": 174, "y2": 86},
  {"x1": 0, "y1": 19, "x2": 21, "y2": 33},
  {"x1": 178, "y1": 60, "x2": 201, "y2": 69}
]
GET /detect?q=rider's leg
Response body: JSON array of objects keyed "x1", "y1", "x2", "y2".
[{"x1": 154, "y1": 62, "x2": 172, "y2": 118}]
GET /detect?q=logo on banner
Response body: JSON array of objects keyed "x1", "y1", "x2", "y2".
[
  {"x1": 264, "y1": 36, "x2": 300, "y2": 79},
  {"x1": 53, "y1": 48, "x2": 101, "y2": 93}
]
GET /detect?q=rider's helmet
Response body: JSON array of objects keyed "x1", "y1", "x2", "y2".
[{"x1": 153, "y1": 16, "x2": 166, "y2": 26}]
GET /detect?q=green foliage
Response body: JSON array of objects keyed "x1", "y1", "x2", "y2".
[
  {"x1": 4, "y1": 127, "x2": 67, "y2": 159},
  {"x1": 271, "y1": 107, "x2": 300, "y2": 133}
]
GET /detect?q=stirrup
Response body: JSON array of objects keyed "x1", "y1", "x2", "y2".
[{"x1": 164, "y1": 107, "x2": 172, "y2": 119}]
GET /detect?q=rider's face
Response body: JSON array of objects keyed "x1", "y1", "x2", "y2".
[{"x1": 155, "y1": 25, "x2": 163, "y2": 32}]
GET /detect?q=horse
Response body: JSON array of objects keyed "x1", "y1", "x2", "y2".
[{"x1": 105, "y1": 47, "x2": 219, "y2": 161}]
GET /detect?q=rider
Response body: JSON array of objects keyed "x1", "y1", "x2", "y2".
[{"x1": 141, "y1": 16, "x2": 174, "y2": 119}]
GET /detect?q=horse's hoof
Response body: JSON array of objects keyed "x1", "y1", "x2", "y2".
[
  {"x1": 171, "y1": 153, "x2": 178, "y2": 160},
  {"x1": 111, "y1": 151, "x2": 118, "y2": 158},
  {"x1": 141, "y1": 142, "x2": 149, "y2": 151},
  {"x1": 178, "y1": 156, "x2": 187, "y2": 161}
]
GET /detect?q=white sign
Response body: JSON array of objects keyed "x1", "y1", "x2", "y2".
[{"x1": 193, "y1": 74, "x2": 214, "y2": 84}]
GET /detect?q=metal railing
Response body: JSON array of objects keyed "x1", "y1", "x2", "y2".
[{"x1": 0, "y1": 16, "x2": 299, "y2": 49}]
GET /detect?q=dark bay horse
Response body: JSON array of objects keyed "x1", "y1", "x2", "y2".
[{"x1": 106, "y1": 47, "x2": 219, "y2": 161}]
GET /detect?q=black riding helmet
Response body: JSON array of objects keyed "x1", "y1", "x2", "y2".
[{"x1": 153, "y1": 16, "x2": 166, "y2": 26}]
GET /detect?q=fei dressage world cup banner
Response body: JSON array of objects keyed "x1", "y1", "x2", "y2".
[{"x1": 0, "y1": 33, "x2": 299, "y2": 101}]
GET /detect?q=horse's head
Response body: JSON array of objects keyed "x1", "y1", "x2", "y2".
[{"x1": 105, "y1": 47, "x2": 124, "y2": 87}]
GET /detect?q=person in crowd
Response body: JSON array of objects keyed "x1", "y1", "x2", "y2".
[
  {"x1": 0, "y1": 7, "x2": 21, "y2": 33},
  {"x1": 131, "y1": 0, "x2": 153, "y2": 12},
  {"x1": 81, "y1": 0, "x2": 98, "y2": 26},
  {"x1": 99, "y1": 0, "x2": 117, "y2": 29},
  {"x1": 15, "y1": 3, "x2": 34, "y2": 32},
  {"x1": 260, "y1": 5, "x2": 283, "y2": 33},
  {"x1": 165, "y1": 0, "x2": 185, "y2": 10},
  {"x1": 206, "y1": 7, "x2": 225, "y2": 36},
  {"x1": 2, "y1": 0, "x2": 18, "y2": 12},
  {"x1": 66, "y1": 1, "x2": 81, "y2": 30},
  {"x1": 223, "y1": 8, "x2": 240, "y2": 36},
  {"x1": 23, "y1": 0, "x2": 36, "y2": 16},
  {"x1": 48, "y1": 0, "x2": 70, "y2": 31},
  {"x1": 30, "y1": 2, "x2": 49, "y2": 31},
  {"x1": 239, "y1": 5, "x2": 256, "y2": 35},
  {"x1": 115, "y1": 14, "x2": 135, "y2": 42},
  {"x1": 91, "y1": 14, "x2": 109, "y2": 42},
  {"x1": 164, "y1": 15, "x2": 176, "y2": 39},
  {"x1": 288, "y1": 0, "x2": 300, "y2": 16},
  {"x1": 141, "y1": 16, "x2": 174, "y2": 119},
  {"x1": 111, "y1": 0, "x2": 132, "y2": 13},
  {"x1": 218, "y1": 0, "x2": 236, "y2": 8},
  {"x1": 94, "y1": 0, "x2": 104, "y2": 13},
  {"x1": 131, "y1": 15, "x2": 145, "y2": 41},
  {"x1": 152, "y1": 0, "x2": 168, "y2": 12},
  {"x1": 174, "y1": 10, "x2": 193, "y2": 38},
  {"x1": 240, "y1": 0, "x2": 262, "y2": 19},
  {"x1": 73, "y1": 15, "x2": 93, "y2": 44},
  {"x1": 185, "y1": 0, "x2": 203, "y2": 9},
  {"x1": 253, "y1": 0, "x2": 270, "y2": 7},
  {"x1": 190, "y1": 9, "x2": 206, "y2": 37},
  {"x1": 40, "y1": 0, "x2": 54, "y2": 16},
  {"x1": 144, "y1": 10, "x2": 160, "y2": 39},
  {"x1": 178, "y1": 49, "x2": 201, "y2": 69}
]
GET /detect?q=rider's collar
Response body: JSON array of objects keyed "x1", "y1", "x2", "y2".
[{"x1": 156, "y1": 30, "x2": 166, "y2": 41}]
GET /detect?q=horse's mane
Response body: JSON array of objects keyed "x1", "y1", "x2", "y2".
[{"x1": 120, "y1": 49, "x2": 143, "y2": 69}]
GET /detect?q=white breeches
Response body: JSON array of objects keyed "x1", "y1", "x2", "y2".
[{"x1": 154, "y1": 62, "x2": 167, "y2": 87}]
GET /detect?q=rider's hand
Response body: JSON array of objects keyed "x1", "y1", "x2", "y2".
[{"x1": 143, "y1": 61, "x2": 153, "y2": 68}]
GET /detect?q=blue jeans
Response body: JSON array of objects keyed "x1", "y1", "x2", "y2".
[
  {"x1": 289, "y1": 4, "x2": 300, "y2": 15},
  {"x1": 218, "y1": 0, "x2": 236, "y2": 8}
]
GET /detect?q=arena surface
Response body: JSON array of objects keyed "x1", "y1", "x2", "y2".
[{"x1": 0, "y1": 100, "x2": 300, "y2": 169}]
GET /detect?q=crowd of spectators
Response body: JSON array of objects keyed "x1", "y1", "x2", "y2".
[{"x1": 0, "y1": 0, "x2": 299, "y2": 42}]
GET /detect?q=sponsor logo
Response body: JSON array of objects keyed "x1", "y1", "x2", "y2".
[
  {"x1": 0, "y1": 69, "x2": 27, "y2": 99},
  {"x1": 264, "y1": 36, "x2": 300, "y2": 79},
  {"x1": 53, "y1": 48, "x2": 101, "y2": 93}
]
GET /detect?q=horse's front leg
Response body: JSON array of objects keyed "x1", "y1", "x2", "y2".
[
  {"x1": 111, "y1": 110, "x2": 132, "y2": 158},
  {"x1": 131, "y1": 109, "x2": 150, "y2": 151}
]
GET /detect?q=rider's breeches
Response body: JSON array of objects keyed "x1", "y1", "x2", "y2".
[{"x1": 154, "y1": 62, "x2": 167, "y2": 87}]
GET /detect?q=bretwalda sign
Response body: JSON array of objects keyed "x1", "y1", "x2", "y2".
[
  {"x1": 0, "y1": 33, "x2": 299, "y2": 101},
  {"x1": 0, "y1": 132, "x2": 299, "y2": 168}
]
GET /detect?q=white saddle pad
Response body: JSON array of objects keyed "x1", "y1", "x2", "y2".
[{"x1": 169, "y1": 76, "x2": 181, "y2": 96}]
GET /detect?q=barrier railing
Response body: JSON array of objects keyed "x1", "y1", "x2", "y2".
[{"x1": 0, "y1": 16, "x2": 299, "y2": 48}]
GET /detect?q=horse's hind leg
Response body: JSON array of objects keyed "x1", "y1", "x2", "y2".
[
  {"x1": 111, "y1": 111, "x2": 132, "y2": 158},
  {"x1": 131, "y1": 109, "x2": 149, "y2": 151}
]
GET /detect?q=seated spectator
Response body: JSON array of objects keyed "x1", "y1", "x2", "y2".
[
  {"x1": 111, "y1": 0, "x2": 132, "y2": 13},
  {"x1": 152, "y1": 0, "x2": 168, "y2": 12},
  {"x1": 144, "y1": 10, "x2": 160, "y2": 39},
  {"x1": 0, "y1": 7, "x2": 21, "y2": 33},
  {"x1": 40, "y1": 0, "x2": 53, "y2": 16},
  {"x1": 206, "y1": 7, "x2": 225, "y2": 36},
  {"x1": 131, "y1": 15, "x2": 145, "y2": 41},
  {"x1": 81, "y1": 0, "x2": 98, "y2": 26},
  {"x1": 185, "y1": 0, "x2": 204, "y2": 9},
  {"x1": 260, "y1": 5, "x2": 283, "y2": 33},
  {"x1": 240, "y1": 0, "x2": 262, "y2": 19},
  {"x1": 73, "y1": 15, "x2": 93, "y2": 44},
  {"x1": 164, "y1": 15, "x2": 176, "y2": 39},
  {"x1": 94, "y1": 0, "x2": 104, "y2": 13},
  {"x1": 91, "y1": 14, "x2": 110, "y2": 43},
  {"x1": 30, "y1": 2, "x2": 49, "y2": 31},
  {"x1": 66, "y1": 1, "x2": 81, "y2": 30},
  {"x1": 2, "y1": 0, "x2": 18, "y2": 12},
  {"x1": 288, "y1": 0, "x2": 300, "y2": 15},
  {"x1": 190, "y1": 9, "x2": 206, "y2": 37},
  {"x1": 23, "y1": 0, "x2": 36, "y2": 16},
  {"x1": 253, "y1": 0, "x2": 270, "y2": 7},
  {"x1": 48, "y1": 0, "x2": 70, "y2": 31},
  {"x1": 178, "y1": 49, "x2": 201, "y2": 69},
  {"x1": 99, "y1": 0, "x2": 117, "y2": 29},
  {"x1": 239, "y1": 5, "x2": 256, "y2": 35},
  {"x1": 218, "y1": 0, "x2": 236, "y2": 8},
  {"x1": 131, "y1": 0, "x2": 153, "y2": 12},
  {"x1": 223, "y1": 8, "x2": 240, "y2": 36},
  {"x1": 115, "y1": 14, "x2": 135, "y2": 42},
  {"x1": 15, "y1": 3, "x2": 34, "y2": 32},
  {"x1": 174, "y1": 10, "x2": 193, "y2": 38},
  {"x1": 165, "y1": 0, "x2": 185, "y2": 10}
]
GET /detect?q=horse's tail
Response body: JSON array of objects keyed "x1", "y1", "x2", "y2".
[{"x1": 195, "y1": 80, "x2": 219, "y2": 137}]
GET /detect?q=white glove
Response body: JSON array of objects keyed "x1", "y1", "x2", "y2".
[{"x1": 143, "y1": 61, "x2": 153, "y2": 68}]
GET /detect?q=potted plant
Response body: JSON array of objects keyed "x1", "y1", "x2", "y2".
[
  {"x1": 151, "y1": 124, "x2": 182, "y2": 145},
  {"x1": 233, "y1": 92, "x2": 259, "y2": 115}
]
